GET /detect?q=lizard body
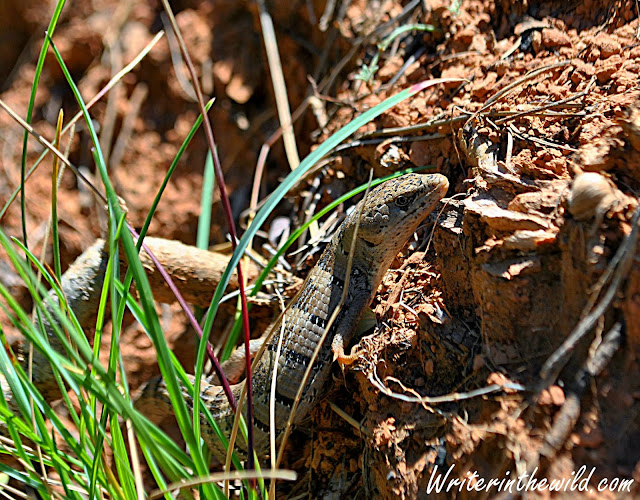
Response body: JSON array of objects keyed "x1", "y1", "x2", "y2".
[
  {"x1": 135, "y1": 173, "x2": 449, "y2": 460},
  {"x1": 1, "y1": 173, "x2": 448, "y2": 462}
]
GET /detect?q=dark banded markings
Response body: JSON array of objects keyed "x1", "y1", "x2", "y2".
[{"x1": 266, "y1": 345, "x2": 312, "y2": 368}]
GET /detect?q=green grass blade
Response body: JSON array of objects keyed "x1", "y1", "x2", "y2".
[
  {"x1": 19, "y1": 0, "x2": 66, "y2": 248},
  {"x1": 197, "y1": 149, "x2": 216, "y2": 249}
]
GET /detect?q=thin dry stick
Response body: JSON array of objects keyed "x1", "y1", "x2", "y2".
[
  {"x1": 328, "y1": 401, "x2": 373, "y2": 438},
  {"x1": 478, "y1": 60, "x2": 572, "y2": 113},
  {"x1": 270, "y1": 169, "x2": 375, "y2": 498},
  {"x1": 65, "y1": 32, "x2": 163, "y2": 134},
  {"x1": 150, "y1": 469, "x2": 297, "y2": 500},
  {"x1": 494, "y1": 76, "x2": 596, "y2": 125},
  {"x1": 269, "y1": 291, "x2": 287, "y2": 500},
  {"x1": 0, "y1": 99, "x2": 106, "y2": 204},
  {"x1": 539, "y1": 204, "x2": 640, "y2": 387},
  {"x1": 0, "y1": 481, "x2": 28, "y2": 500},
  {"x1": 507, "y1": 123, "x2": 578, "y2": 152},
  {"x1": 319, "y1": 0, "x2": 338, "y2": 30},
  {"x1": 358, "y1": 114, "x2": 468, "y2": 139},
  {"x1": 125, "y1": 419, "x2": 145, "y2": 500},
  {"x1": 369, "y1": 367, "x2": 524, "y2": 405}
]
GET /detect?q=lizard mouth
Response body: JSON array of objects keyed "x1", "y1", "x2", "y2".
[
  {"x1": 430, "y1": 173, "x2": 450, "y2": 198},
  {"x1": 411, "y1": 174, "x2": 449, "y2": 217}
]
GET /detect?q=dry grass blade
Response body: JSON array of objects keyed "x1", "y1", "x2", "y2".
[
  {"x1": 255, "y1": 0, "x2": 320, "y2": 240},
  {"x1": 256, "y1": 0, "x2": 300, "y2": 172},
  {"x1": 64, "y1": 31, "x2": 163, "y2": 140},
  {"x1": 269, "y1": 292, "x2": 287, "y2": 486},
  {"x1": 0, "y1": 98, "x2": 107, "y2": 204},
  {"x1": 124, "y1": 420, "x2": 145, "y2": 500},
  {"x1": 149, "y1": 469, "x2": 297, "y2": 499}
]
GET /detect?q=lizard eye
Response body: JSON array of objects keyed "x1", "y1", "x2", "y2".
[{"x1": 395, "y1": 195, "x2": 410, "y2": 209}]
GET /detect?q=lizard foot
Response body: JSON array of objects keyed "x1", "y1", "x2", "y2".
[{"x1": 331, "y1": 335, "x2": 362, "y2": 367}]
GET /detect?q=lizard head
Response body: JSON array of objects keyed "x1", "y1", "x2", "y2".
[{"x1": 353, "y1": 173, "x2": 449, "y2": 248}]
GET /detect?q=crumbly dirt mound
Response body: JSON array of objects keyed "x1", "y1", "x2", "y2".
[
  {"x1": 304, "y1": 1, "x2": 640, "y2": 498},
  {"x1": 1, "y1": 0, "x2": 640, "y2": 498}
]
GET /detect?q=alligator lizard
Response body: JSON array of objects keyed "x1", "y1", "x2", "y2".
[{"x1": 134, "y1": 172, "x2": 449, "y2": 460}]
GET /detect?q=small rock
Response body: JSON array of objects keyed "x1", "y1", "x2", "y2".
[
  {"x1": 455, "y1": 27, "x2": 476, "y2": 45},
  {"x1": 541, "y1": 28, "x2": 571, "y2": 48},
  {"x1": 595, "y1": 54, "x2": 623, "y2": 83},
  {"x1": 471, "y1": 72, "x2": 498, "y2": 98},
  {"x1": 531, "y1": 30, "x2": 543, "y2": 53},
  {"x1": 568, "y1": 172, "x2": 621, "y2": 221},
  {"x1": 592, "y1": 32, "x2": 622, "y2": 58}
]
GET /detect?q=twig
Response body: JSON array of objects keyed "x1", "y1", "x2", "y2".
[
  {"x1": 358, "y1": 114, "x2": 468, "y2": 139},
  {"x1": 328, "y1": 401, "x2": 373, "y2": 438},
  {"x1": 318, "y1": 0, "x2": 338, "y2": 31},
  {"x1": 0, "y1": 99, "x2": 107, "y2": 204},
  {"x1": 507, "y1": 123, "x2": 578, "y2": 152},
  {"x1": 332, "y1": 132, "x2": 445, "y2": 154},
  {"x1": 539, "y1": 204, "x2": 640, "y2": 388},
  {"x1": 369, "y1": 367, "x2": 525, "y2": 405},
  {"x1": 478, "y1": 60, "x2": 572, "y2": 113},
  {"x1": 501, "y1": 323, "x2": 624, "y2": 500},
  {"x1": 539, "y1": 322, "x2": 622, "y2": 458},
  {"x1": 494, "y1": 76, "x2": 597, "y2": 125}
]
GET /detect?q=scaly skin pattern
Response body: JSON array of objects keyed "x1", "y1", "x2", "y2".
[{"x1": 134, "y1": 173, "x2": 449, "y2": 461}]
